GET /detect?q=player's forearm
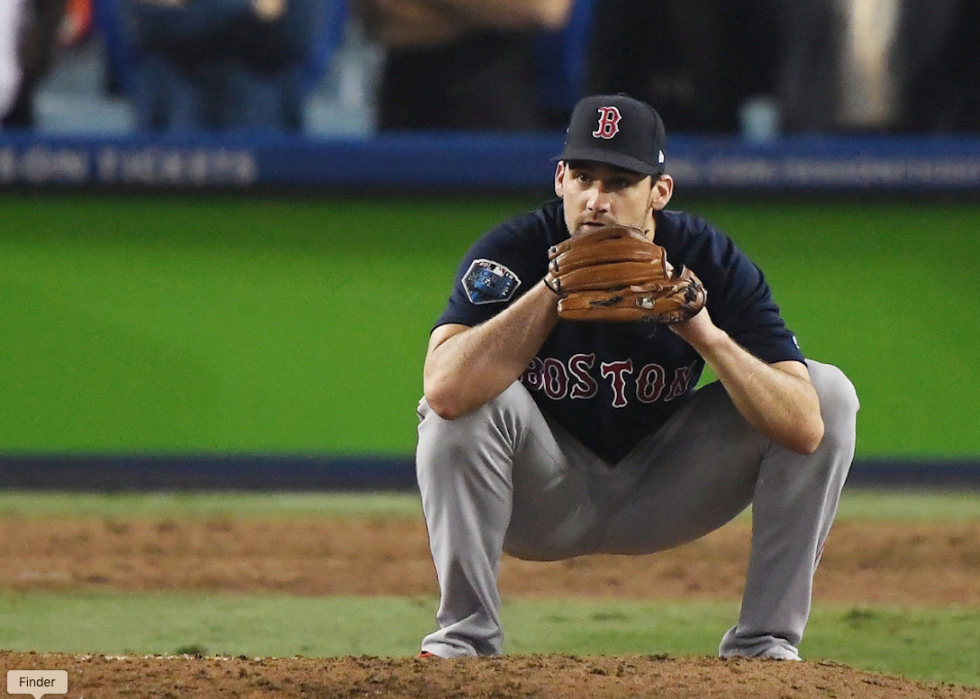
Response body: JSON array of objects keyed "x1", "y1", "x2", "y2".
[
  {"x1": 424, "y1": 281, "x2": 559, "y2": 419},
  {"x1": 674, "y1": 313, "x2": 824, "y2": 454},
  {"x1": 359, "y1": 0, "x2": 569, "y2": 49},
  {"x1": 425, "y1": 0, "x2": 571, "y2": 30}
]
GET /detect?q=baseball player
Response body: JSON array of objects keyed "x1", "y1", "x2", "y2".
[{"x1": 416, "y1": 93, "x2": 859, "y2": 660}]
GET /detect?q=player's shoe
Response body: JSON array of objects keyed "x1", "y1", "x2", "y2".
[
  {"x1": 417, "y1": 651, "x2": 438, "y2": 659},
  {"x1": 758, "y1": 646, "x2": 802, "y2": 661},
  {"x1": 719, "y1": 626, "x2": 801, "y2": 661}
]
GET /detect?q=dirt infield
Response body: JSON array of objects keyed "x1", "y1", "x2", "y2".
[
  {"x1": 4, "y1": 650, "x2": 979, "y2": 699},
  {"x1": 3, "y1": 517, "x2": 979, "y2": 605},
  {"x1": 2, "y1": 515, "x2": 979, "y2": 698}
]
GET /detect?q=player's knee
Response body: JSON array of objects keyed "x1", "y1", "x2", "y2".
[
  {"x1": 812, "y1": 363, "x2": 859, "y2": 417},
  {"x1": 808, "y1": 361, "x2": 859, "y2": 447},
  {"x1": 416, "y1": 398, "x2": 480, "y2": 471},
  {"x1": 416, "y1": 384, "x2": 530, "y2": 477}
]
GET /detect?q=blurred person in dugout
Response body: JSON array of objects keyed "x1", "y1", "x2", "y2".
[
  {"x1": 763, "y1": 0, "x2": 979, "y2": 134},
  {"x1": 354, "y1": 0, "x2": 572, "y2": 131},
  {"x1": 584, "y1": 0, "x2": 779, "y2": 136},
  {"x1": 0, "y1": 0, "x2": 26, "y2": 123},
  {"x1": 585, "y1": 0, "x2": 980, "y2": 138},
  {"x1": 1, "y1": 0, "x2": 82, "y2": 128},
  {"x1": 125, "y1": 0, "x2": 327, "y2": 131}
]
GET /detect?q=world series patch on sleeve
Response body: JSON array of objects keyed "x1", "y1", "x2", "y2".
[{"x1": 463, "y1": 259, "x2": 522, "y2": 305}]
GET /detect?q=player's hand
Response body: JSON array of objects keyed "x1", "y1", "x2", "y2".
[
  {"x1": 667, "y1": 303, "x2": 715, "y2": 348},
  {"x1": 546, "y1": 225, "x2": 706, "y2": 323}
]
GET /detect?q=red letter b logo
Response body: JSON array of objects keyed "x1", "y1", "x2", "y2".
[{"x1": 592, "y1": 107, "x2": 622, "y2": 139}]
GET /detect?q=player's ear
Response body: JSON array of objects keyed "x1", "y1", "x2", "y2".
[
  {"x1": 554, "y1": 162, "x2": 566, "y2": 198},
  {"x1": 650, "y1": 174, "x2": 673, "y2": 210}
]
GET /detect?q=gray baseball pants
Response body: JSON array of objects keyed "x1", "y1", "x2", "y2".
[{"x1": 416, "y1": 359, "x2": 859, "y2": 659}]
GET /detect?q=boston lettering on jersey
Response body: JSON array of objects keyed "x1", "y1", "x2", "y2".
[
  {"x1": 523, "y1": 321, "x2": 706, "y2": 462},
  {"x1": 522, "y1": 354, "x2": 699, "y2": 408}
]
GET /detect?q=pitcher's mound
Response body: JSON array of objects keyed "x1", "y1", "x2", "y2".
[{"x1": 3, "y1": 651, "x2": 978, "y2": 699}]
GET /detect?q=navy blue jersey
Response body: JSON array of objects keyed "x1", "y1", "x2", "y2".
[{"x1": 434, "y1": 199, "x2": 805, "y2": 463}]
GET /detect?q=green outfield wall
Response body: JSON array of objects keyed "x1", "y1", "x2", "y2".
[{"x1": 1, "y1": 193, "x2": 978, "y2": 459}]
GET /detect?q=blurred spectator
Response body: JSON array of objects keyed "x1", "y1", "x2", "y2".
[
  {"x1": 775, "y1": 0, "x2": 841, "y2": 133},
  {"x1": 356, "y1": 0, "x2": 573, "y2": 131},
  {"x1": 777, "y1": 0, "x2": 902, "y2": 133},
  {"x1": 776, "y1": 0, "x2": 977, "y2": 134},
  {"x1": 61, "y1": 0, "x2": 94, "y2": 45},
  {"x1": 897, "y1": 0, "x2": 980, "y2": 133},
  {"x1": 0, "y1": 0, "x2": 25, "y2": 122},
  {"x1": 1, "y1": 0, "x2": 70, "y2": 128},
  {"x1": 584, "y1": 0, "x2": 780, "y2": 135},
  {"x1": 535, "y1": 0, "x2": 597, "y2": 128},
  {"x1": 586, "y1": 0, "x2": 979, "y2": 137},
  {"x1": 121, "y1": 0, "x2": 336, "y2": 131}
]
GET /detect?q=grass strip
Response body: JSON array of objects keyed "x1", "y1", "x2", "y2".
[
  {"x1": 0, "y1": 491, "x2": 423, "y2": 520},
  {"x1": 0, "y1": 592, "x2": 976, "y2": 687},
  {"x1": 0, "y1": 488, "x2": 978, "y2": 521}
]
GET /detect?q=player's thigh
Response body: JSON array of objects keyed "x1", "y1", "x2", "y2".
[
  {"x1": 596, "y1": 381, "x2": 768, "y2": 555},
  {"x1": 504, "y1": 414, "x2": 616, "y2": 562}
]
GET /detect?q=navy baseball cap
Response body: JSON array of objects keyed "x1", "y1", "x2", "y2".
[{"x1": 555, "y1": 94, "x2": 667, "y2": 176}]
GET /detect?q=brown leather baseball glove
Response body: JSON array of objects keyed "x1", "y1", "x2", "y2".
[{"x1": 545, "y1": 225, "x2": 706, "y2": 323}]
